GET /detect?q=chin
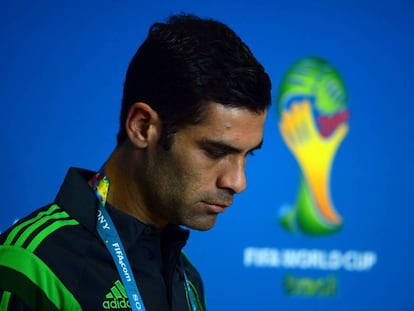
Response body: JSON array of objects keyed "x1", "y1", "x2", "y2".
[{"x1": 184, "y1": 216, "x2": 218, "y2": 231}]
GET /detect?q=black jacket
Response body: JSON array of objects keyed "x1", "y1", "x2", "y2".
[{"x1": 0, "y1": 168, "x2": 206, "y2": 310}]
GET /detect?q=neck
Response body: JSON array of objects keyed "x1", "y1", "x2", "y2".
[{"x1": 103, "y1": 145, "x2": 167, "y2": 229}]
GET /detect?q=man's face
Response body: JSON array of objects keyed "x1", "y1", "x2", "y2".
[{"x1": 142, "y1": 102, "x2": 267, "y2": 230}]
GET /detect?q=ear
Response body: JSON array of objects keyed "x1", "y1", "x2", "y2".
[{"x1": 125, "y1": 102, "x2": 161, "y2": 148}]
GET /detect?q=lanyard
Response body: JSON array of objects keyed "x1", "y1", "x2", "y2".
[
  {"x1": 90, "y1": 173, "x2": 144, "y2": 311},
  {"x1": 89, "y1": 172, "x2": 201, "y2": 311}
]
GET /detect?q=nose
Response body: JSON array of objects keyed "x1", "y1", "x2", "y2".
[{"x1": 217, "y1": 160, "x2": 247, "y2": 194}]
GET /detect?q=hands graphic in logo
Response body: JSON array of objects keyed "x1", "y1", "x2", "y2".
[{"x1": 279, "y1": 99, "x2": 348, "y2": 234}]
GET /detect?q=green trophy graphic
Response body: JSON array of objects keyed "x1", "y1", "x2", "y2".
[{"x1": 277, "y1": 57, "x2": 349, "y2": 235}]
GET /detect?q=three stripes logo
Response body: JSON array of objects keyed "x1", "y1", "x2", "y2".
[
  {"x1": 0, "y1": 204, "x2": 81, "y2": 310},
  {"x1": 2, "y1": 204, "x2": 78, "y2": 251},
  {"x1": 102, "y1": 279, "x2": 131, "y2": 309}
]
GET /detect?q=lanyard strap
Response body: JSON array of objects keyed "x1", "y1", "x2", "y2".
[
  {"x1": 89, "y1": 172, "x2": 202, "y2": 311},
  {"x1": 90, "y1": 173, "x2": 145, "y2": 311},
  {"x1": 181, "y1": 256, "x2": 199, "y2": 311}
]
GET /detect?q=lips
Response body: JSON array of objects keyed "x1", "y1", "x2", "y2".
[{"x1": 202, "y1": 201, "x2": 231, "y2": 213}]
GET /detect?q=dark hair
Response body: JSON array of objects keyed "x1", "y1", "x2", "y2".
[{"x1": 117, "y1": 13, "x2": 271, "y2": 148}]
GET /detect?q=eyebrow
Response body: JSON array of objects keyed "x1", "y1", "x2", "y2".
[{"x1": 199, "y1": 139, "x2": 263, "y2": 154}]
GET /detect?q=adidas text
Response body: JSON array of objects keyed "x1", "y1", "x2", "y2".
[{"x1": 102, "y1": 298, "x2": 131, "y2": 309}]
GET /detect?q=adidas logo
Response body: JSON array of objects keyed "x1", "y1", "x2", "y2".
[{"x1": 102, "y1": 280, "x2": 131, "y2": 310}]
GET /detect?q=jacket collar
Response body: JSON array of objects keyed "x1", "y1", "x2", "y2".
[{"x1": 54, "y1": 167, "x2": 190, "y2": 250}]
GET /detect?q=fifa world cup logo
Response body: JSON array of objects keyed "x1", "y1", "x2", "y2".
[{"x1": 278, "y1": 57, "x2": 349, "y2": 235}]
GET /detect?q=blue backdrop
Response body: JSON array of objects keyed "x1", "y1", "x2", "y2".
[{"x1": 1, "y1": 1, "x2": 413, "y2": 310}]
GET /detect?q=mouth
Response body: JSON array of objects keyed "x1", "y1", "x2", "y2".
[{"x1": 202, "y1": 201, "x2": 231, "y2": 213}]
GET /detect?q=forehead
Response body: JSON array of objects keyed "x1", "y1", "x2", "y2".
[
  {"x1": 181, "y1": 102, "x2": 267, "y2": 147},
  {"x1": 200, "y1": 102, "x2": 266, "y2": 125}
]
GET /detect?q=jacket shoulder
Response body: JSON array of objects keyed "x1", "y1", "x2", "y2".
[{"x1": 0, "y1": 204, "x2": 82, "y2": 311}]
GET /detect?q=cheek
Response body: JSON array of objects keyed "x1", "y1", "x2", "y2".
[
  {"x1": 156, "y1": 152, "x2": 200, "y2": 195},
  {"x1": 173, "y1": 153, "x2": 214, "y2": 198},
  {"x1": 183, "y1": 151, "x2": 217, "y2": 180},
  {"x1": 168, "y1": 139, "x2": 220, "y2": 195}
]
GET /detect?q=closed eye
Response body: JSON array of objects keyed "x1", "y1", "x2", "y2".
[
  {"x1": 199, "y1": 139, "x2": 263, "y2": 161},
  {"x1": 205, "y1": 149, "x2": 228, "y2": 159}
]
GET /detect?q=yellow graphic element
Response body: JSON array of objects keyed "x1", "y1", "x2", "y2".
[{"x1": 279, "y1": 100, "x2": 348, "y2": 224}]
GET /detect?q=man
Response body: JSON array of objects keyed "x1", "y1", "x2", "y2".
[{"x1": 0, "y1": 13, "x2": 271, "y2": 310}]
